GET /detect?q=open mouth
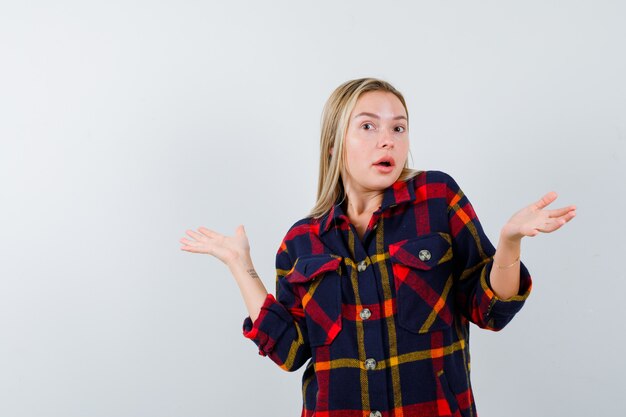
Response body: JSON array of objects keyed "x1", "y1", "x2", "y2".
[{"x1": 373, "y1": 157, "x2": 395, "y2": 167}]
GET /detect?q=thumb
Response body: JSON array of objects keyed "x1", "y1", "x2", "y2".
[{"x1": 237, "y1": 224, "x2": 246, "y2": 236}]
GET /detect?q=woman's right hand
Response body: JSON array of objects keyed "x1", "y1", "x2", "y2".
[{"x1": 179, "y1": 224, "x2": 251, "y2": 267}]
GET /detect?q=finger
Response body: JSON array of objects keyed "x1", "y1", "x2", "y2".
[
  {"x1": 529, "y1": 208, "x2": 576, "y2": 235},
  {"x1": 180, "y1": 238, "x2": 216, "y2": 255},
  {"x1": 180, "y1": 245, "x2": 206, "y2": 254},
  {"x1": 539, "y1": 221, "x2": 561, "y2": 233},
  {"x1": 551, "y1": 209, "x2": 576, "y2": 224},
  {"x1": 538, "y1": 216, "x2": 572, "y2": 233},
  {"x1": 559, "y1": 210, "x2": 577, "y2": 224},
  {"x1": 546, "y1": 205, "x2": 577, "y2": 218},
  {"x1": 180, "y1": 238, "x2": 201, "y2": 247},
  {"x1": 186, "y1": 229, "x2": 209, "y2": 240},
  {"x1": 533, "y1": 191, "x2": 558, "y2": 210},
  {"x1": 198, "y1": 227, "x2": 220, "y2": 238}
]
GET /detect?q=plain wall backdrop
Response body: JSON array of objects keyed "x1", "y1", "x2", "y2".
[{"x1": 1, "y1": 1, "x2": 624, "y2": 416}]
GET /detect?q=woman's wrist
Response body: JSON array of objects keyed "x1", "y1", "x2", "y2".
[
  {"x1": 500, "y1": 225, "x2": 523, "y2": 244},
  {"x1": 226, "y1": 250, "x2": 253, "y2": 270},
  {"x1": 494, "y1": 229, "x2": 522, "y2": 265}
]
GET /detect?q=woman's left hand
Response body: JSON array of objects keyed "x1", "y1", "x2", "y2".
[{"x1": 501, "y1": 191, "x2": 576, "y2": 242}]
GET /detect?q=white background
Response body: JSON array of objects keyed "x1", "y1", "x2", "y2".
[{"x1": 1, "y1": 1, "x2": 624, "y2": 416}]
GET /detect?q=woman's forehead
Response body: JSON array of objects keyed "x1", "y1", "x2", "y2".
[{"x1": 352, "y1": 91, "x2": 407, "y2": 119}]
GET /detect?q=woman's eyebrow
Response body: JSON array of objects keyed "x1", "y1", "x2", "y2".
[{"x1": 353, "y1": 112, "x2": 407, "y2": 121}]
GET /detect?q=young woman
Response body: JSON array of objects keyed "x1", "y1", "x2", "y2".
[{"x1": 180, "y1": 78, "x2": 576, "y2": 417}]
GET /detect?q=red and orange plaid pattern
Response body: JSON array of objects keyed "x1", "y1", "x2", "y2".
[{"x1": 243, "y1": 170, "x2": 532, "y2": 417}]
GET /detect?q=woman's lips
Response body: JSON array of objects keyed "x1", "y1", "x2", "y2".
[
  {"x1": 373, "y1": 156, "x2": 395, "y2": 166},
  {"x1": 373, "y1": 164, "x2": 394, "y2": 174}
]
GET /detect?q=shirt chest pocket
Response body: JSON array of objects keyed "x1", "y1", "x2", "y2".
[
  {"x1": 389, "y1": 232, "x2": 455, "y2": 334},
  {"x1": 285, "y1": 254, "x2": 343, "y2": 347}
]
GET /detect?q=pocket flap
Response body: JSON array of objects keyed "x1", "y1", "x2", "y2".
[
  {"x1": 285, "y1": 254, "x2": 342, "y2": 284},
  {"x1": 389, "y1": 232, "x2": 453, "y2": 270}
]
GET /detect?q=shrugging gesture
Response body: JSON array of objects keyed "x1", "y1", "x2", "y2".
[
  {"x1": 490, "y1": 191, "x2": 576, "y2": 300},
  {"x1": 501, "y1": 191, "x2": 576, "y2": 241},
  {"x1": 179, "y1": 76, "x2": 580, "y2": 417},
  {"x1": 180, "y1": 225, "x2": 251, "y2": 266},
  {"x1": 179, "y1": 225, "x2": 269, "y2": 322}
]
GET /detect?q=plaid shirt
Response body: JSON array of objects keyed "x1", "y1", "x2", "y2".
[{"x1": 242, "y1": 170, "x2": 532, "y2": 417}]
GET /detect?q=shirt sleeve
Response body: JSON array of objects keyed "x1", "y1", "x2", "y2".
[
  {"x1": 444, "y1": 172, "x2": 532, "y2": 331},
  {"x1": 241, "y1": 242, "x2": 312, "y2": 371}
]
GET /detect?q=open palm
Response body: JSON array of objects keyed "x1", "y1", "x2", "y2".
[
  {"x1": 501, "y1": 191, "x2": 576, "y2": 241},
  {"x1": 179, "y1": 225, "x2": 250, "y2": 266}
]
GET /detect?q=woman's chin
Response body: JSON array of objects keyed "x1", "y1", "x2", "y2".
[{"x1": 367, "y1": 174, "x2": 400, "y2": 190}]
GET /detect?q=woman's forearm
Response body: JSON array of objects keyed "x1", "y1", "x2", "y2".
[
  {"x1": 489, "y1": 232, "x2": 522, "y2": 300},
  {"x1": 228, "y1": 255, "x2": 269, "y2": 323}
]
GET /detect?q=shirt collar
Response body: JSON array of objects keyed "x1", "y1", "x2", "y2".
[{"x1": 319, "y1": 176, "x2": 417, "y2": 235}]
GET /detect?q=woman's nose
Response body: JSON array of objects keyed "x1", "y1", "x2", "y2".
[{"x1": 378, "y1": 130, "x2": 394, "y2": 148}]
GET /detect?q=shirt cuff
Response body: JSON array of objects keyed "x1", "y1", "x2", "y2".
[
  {"x1": 480, "y1": 259, "x2": 532, "y2": 323},
  {"x1": 242, "y1": 293, "x2": 293, "y2": 356}
]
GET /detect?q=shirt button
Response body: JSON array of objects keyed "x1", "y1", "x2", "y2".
[
  {"x1": 357, "y1": 260, "x2": 367, "y2": 272},
  {"x1": 359, "y1": 308, "x2": 372, "y2": 320},
  {"x1": 418, "y1": 249, "x2": 431, "y2": 262},
  {"x1": 370, "y1": 411, "x2": 382, "y2": 417},
  {"x1": 364, "y1": 358, "x2": 377, "y2": 370}
]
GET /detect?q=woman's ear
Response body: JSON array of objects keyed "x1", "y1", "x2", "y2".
[{"x1": 329, "y1": 146, "x2": 334, "y2": 156}]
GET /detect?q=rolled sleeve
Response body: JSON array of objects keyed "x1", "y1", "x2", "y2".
[
  {"x1": 240, "y1": 239, "x2": 312, "y2": 371},
  {"x1": 242, "y1": 293, "x2": 292, "y2": 356},
  {"x1": 476, "y1": 258, "x2": 532, "y2": 330},
  {"x1": 443, "y1": 171, "x2": 533, "y2": 331}
]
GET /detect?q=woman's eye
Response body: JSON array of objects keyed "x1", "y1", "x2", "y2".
[
  {"x1": 362, "y1": 123, "x2": 374, "y2": 130},
  {"x1": 395, "y1": 126, "x2": 406, "y2": 133}
]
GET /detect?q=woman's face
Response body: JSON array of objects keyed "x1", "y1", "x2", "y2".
[{"x1": 338, "y1": 90, "x2": 410, "y2": 196}]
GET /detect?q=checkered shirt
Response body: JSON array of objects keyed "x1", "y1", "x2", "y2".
[{"x1": 242, "y1": 170, "x2": 532, "y2": 417}]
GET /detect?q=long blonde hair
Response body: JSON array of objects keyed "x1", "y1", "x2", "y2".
[{"x1": 308, "y1": 78, "x2": 421, "y2": 219}]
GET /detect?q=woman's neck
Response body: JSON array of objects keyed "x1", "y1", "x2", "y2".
[{"x1": 342, "y1": 189, "x2": 383, "y2": 219}]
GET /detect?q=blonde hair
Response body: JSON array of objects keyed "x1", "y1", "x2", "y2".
[{"x1": 308, "y1": 77, "x2": 422, "y2": 219}]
